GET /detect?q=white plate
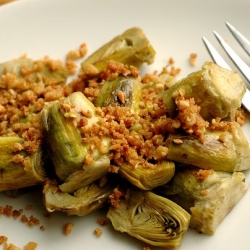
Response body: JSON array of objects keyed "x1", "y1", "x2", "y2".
[{"x1": 0, "y1": 0, "x2": 250, "y2": 249}]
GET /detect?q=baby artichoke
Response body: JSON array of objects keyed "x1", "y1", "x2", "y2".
[
  {"x1": 119, "y1": 161, "x2": 175, "y2": 190},
  {"x1": 95, "y1": 75, "x2": 142, "y2": 114},
  {"x1": 42, "y1": 92, "x2": 110, "y2": 189},
  {"x1": 81, "y1": 27, "x2": 156, "y2": 77},
  {"x1": 59, "y1": 155, "x2": 110, "y2": 193},
  {"x1": 159, "y1": 166, "x2": 248, "y2": 234},
  {"x1": 0, "y1": 137, "x2": 45, "y2": 191},
  {"x1": 166, "y1": 122, "x2": 250, "y2": 172},
  {"x1": 0, "y1": 57, "x2": 69, "y2": 192},
  {"x1": 44, "y1": 180, "x2": 113, "y2": 216},
  {"x1": 0, "y1": 57, "x2": 68, "y2": 86},
  {"x1": 107, "y1": 188, "x2": 190, "y2": 248},
  {"x1": 163, "y1": 62, "x2": 246, "y2": 121}
]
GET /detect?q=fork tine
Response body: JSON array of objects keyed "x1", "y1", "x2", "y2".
[
  {"x1": 213, "y1": 30, "x2": 250, "y2": 89},
  {"x1": 241, "y1": 88, "x2": 250, "y2": 113},
  {"x1": 225, "y1": 22, "x2": 250, "y2": 57},
  {"x1": 202, "y1": 36, "x2": 250, "y2": 113},
  {"x1": 202, "y1": 37, "x2": 231, "y2": 70}
]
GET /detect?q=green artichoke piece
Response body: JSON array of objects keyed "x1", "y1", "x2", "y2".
[
  {"x1": 159, "y1": 166, "x2": 248, "y2": 234},
  {"x1": 0, "y1": 137, "x2": 45, "y2": 191},
  {"x1": 43, "y1": 180, "x2": 113, "y2": 216},
  {"x1": 166, "y1": 122, "x2": 250, "y2": 172},
  {"x1": 142, "y1": 73, "x2": 177, "y2": 91},
  {"x1": 0, "y1": 57, "x2": 68, "y2": 192},
  {"x1": 0, "y1": 57, "x2": 68, "y2": 86},
  {"x1": 119, "y1": 161, "x2": 175, "y2": 190},
  {"x1": 42, "y1": 92, "x2": 110, "y2": 182},
  {"x1": 163, "y1": 62, "x2": 246, "y2": 121},
  {"x1": 59, "y1": 155, "x2": 110, "y2": 193},
  {"x1": 107, "y1": 188, "x2": 190, "y2": 248},
  {"x1": 81, "y1": 27, "x2": 156, "y2": 75},
  {"x1": 95, "y1": 75, "x2": 142, "y2": 114}
]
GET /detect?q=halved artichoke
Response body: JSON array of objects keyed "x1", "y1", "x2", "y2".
[
  {"x1": 159, "y1": 166, "x2": 248, "y2": 234},
  {"x1": 107, "y1": 188, "x2": 190, "y2": 248},
  {"x1": 43, "y1": 179, "x2": 113, "y2": 216},
  {"x1": 95, "y1": 75, "x2": 142, "y2": 114},
  {"x1": 0, "y1": 137, "x2": 45, "y2": 191},
  {"x1": 0, "y1": 57, "x2": 68, "y2": 86},
  {"x1": 42, "y1": 92, "x2": 110, "y2": 186},
  {"x1": 59, "y1": 155, "x2": 110, "y2": 193},
  {"x1": 80, "y1": 27, "x2": 156, "y2": 77},
  {"x1": 163, "y1": 62, "x2": 246, "y2": 121},
  {"x1": 0, "y1": 57, "x2": 69, "y2": 191},
  {"x1": 166, "y1": 122, "x2": 250, "y2": 172},
  {"x1": 119, "y1": 161, "x2": 175, "y2": 190}
]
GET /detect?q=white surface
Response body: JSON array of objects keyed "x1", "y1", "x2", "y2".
[{"x1": 0, "y1": 0, "x2": 250, "y2": 249}]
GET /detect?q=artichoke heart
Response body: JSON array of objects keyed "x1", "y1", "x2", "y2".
[
  {"x1": 42, "y1": 92, "x2": 110, "y2": 182},
  {"x1": 107, "y1": 188, "x2": 190, "y2": 249},
  {"x1": 0, "y1": 137, "x2": 45, "y2": 191},
  {"x1": 163, "y1": 62, "x2": 246, "y2": 121},
  {"x1": 119, "y1": 161, "x2": 175, "y2": 190},
  {"x1": 159, "y1": 166, "x2": 248, "y2": 234},
  {"x1": 81, "y1": 27, "x2": 156, "y2": 77},
  {"x1": 43, "y1": 180, "x2": 113, "y2": 216},
  {"x1": 59, "y1": 155, "x2": 110, "y2": 193},
  {"x1": 95, "y1": 75, "x2": 142, "y2": 114},
  {"x1": 166, "y1": 122, "x2": 250, "y2": 172}
]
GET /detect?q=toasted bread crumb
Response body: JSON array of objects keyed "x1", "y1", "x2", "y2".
[
  {"x1": 40, "y1": 225, "x2": 46, "y2": 231},
  {"x1": 97, "y1": 218, "x2": 109, "y2": 226},
  {"x1": 93, "y1": 228, "x2": 102, "y2": 237},
  {"x1": 63, "y1": 222, "x2": 74, "y2": 235},
  {"x1": 143, "y1": 247, "x2": 152, "y2": 250},
  {"x1": 24, "y1": 242, "x2": 38, "y2": 250},
  {"x1": 0, "y1": 236, "x2": 8, "y2": 245},
  {"x1": 189, "y1": 53, "x2": 197, "y2": 66}
]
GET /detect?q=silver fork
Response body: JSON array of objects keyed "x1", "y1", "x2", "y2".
[{"x1": 202, "y1": 22, "x2": 250, "y2": 113}]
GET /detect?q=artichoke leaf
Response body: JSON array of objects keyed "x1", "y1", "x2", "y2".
[
  {"x1": 163, "y1": 62, "x2": 246, "y2": 121},
  {"x1": 107, "y1": 189, "x2": 190, "y2": 249},
  {"x1": 42, "y1": 92, "x2": 110, "y2": 181},
  {"x1": 59, "y1": 155, "x2": 110, "y2": 193},
  {"x1": 81, "y1": 27, "x2": 156, "y2": 76},
  {"x1": 159, "y1": 166, "x2": 248, "y2": 234},
  {"x1": 166, "y1": 122, "x2": 250, "y2": 172},
  {"x1": 95, "y1": 75, "x2": 142, "y2": 114},
  {"x1": 119, "y1": 161, "x2": 175, "y2": 190},
  {"x1": 0, "y1": 137, "x2": 45, "y2": 191},
  {"x1": 43, "y1": 180, "x2": 113, "y2": 216}
]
